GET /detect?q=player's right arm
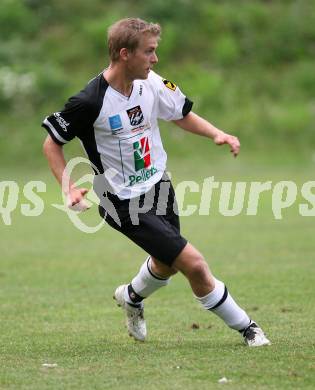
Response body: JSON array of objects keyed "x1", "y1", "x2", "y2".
[
  {"x1": 43, "y1": 135, "x2": 88, "y2": 207},
  {"x1": 41, "y1": 88, "x2": 94, "y2": 208}
]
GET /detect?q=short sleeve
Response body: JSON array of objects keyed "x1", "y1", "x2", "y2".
[
  {"x1": 41, "y1": 93, "x2": 90, "y2": 145},
  {"x1": 149, "y1": 71, "x2": 193, "y2": 121}
]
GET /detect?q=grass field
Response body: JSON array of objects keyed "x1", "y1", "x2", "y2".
[{"x1": 1, "y1": 154, "x2": 314, "y2": 389}]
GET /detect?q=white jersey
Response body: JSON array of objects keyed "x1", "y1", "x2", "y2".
[{"x1": 42, "y1": 70, "x2": 193, "y2": 199}]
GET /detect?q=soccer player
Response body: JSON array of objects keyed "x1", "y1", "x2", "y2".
[{"x1": 42, "y1": 18, "x2": 270, "y2": 347}]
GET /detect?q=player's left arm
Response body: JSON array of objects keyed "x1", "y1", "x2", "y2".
[{"x1": 173, "y1": 111, "x2": 240, "y2": 157}]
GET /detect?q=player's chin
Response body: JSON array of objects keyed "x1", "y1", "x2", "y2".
[{"x1": 141, "y1": 68, "x2": 151, "y2": 78}]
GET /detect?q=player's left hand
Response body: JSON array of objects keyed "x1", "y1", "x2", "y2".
[{"x1": 213, "y1": 132, "x2": 240, "y2": 157}]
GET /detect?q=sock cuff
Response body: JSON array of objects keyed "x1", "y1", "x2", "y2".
[
  {"x1": 210, "y1": 285, "x2": 228, "y2": 310},
  {"x1": 131, "y1": 257, "x2": 170, "y2": 298},
  {"x1": 194, "y1": 278, "x2": 227, "y2": 310},
  {"x1": 147, "y1": 257, "x2": 170, "y2": 281}
]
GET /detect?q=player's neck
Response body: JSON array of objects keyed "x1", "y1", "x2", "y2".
[{"x1": 103, "y1": 64, "x2": 133, "y2": 97}]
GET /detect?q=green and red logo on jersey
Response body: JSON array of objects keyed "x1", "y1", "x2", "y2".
[
  {"x1": 133, "y1": 136, "x2": 151, "y2": 171},
  {"x1": 129, "y1": 136, "x2": 157, "y2": 186}
]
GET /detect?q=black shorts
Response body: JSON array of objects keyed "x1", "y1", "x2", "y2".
[{"x1": 98, "y1": 175, "x2": 187, "y2": 266}]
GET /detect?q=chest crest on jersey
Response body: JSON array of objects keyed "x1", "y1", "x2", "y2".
[{"x1": 126, "y1": 105, "x2": 144, "y2": 126}]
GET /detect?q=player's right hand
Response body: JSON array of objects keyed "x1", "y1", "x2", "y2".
[{"x1": 66, "y1": 187, "x2": 90, "y2": 211}]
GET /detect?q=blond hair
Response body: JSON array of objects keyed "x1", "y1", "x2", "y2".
[{"x1": 108, "y1": 18, "x2": 161, "y2": 62}]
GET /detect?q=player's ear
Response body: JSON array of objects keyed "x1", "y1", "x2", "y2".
[{"x1": 120, "y1": 48, "x2": 130, "y2": 62}]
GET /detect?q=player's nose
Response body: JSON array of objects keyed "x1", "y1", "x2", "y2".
[{"x1": 151, "y1": 52, "x2": 158, "y2": 64}]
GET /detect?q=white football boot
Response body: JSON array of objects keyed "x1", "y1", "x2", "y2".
[
  {"x1": 113, "y1": 285, "x2": 147, "y2": 342},
  {"x1": 242, "y1": 322, "x2": 271, "y2": 347}
]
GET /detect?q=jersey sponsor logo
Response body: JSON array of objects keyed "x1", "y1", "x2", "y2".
[
  {"x1": 129, "y1": 166, "x2": 158, "y2": 187},
  {"x1": 163, "y1": 79, "x2": 177, "y2": 91},
  {"x1": 109, "y1": 114, "x2": 123, "y2": 134},
  {"x1": 133, "y1": 136, "x2": 151, "y2": 171},
  {"x1": 53, "y1": 112, "x2": 70, "y2": 132},
  {"x1": 127, "y1": 105, "x2": 144, "y2": 126},
  {"x1": 129, "y1": 136, "x2": 157, "y2": 186}
]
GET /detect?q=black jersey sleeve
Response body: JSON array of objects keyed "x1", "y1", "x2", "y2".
[{"x1": 42, "y1": 93, "x2": 91, "y2": 145}]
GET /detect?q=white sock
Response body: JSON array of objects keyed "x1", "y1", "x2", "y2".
[
  {"x1": 195, "y1": 278, "x2": 250, "y2": 331},
  {"x1": 124, "y1": 257, "x2": 170, "y2": 305}
]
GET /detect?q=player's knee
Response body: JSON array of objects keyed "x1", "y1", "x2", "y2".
[
  {"x1": 173, "y1": 244, "x2": 210, "y2": 277},
  {"x1": 186, "y1": 255, "x2": 208, "y2": 278}
]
